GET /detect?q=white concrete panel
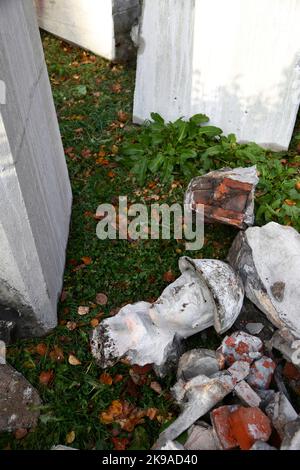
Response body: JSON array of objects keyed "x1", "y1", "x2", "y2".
[
  {"x1": 133, "y1": 0, "x2": 300, "y2": 150},
  {"x1": 34, "y1": 0, "x2": 115, "y2": 60},
  {"x1": 0, "y1": 0, "x2": 72, "y2": 337}
]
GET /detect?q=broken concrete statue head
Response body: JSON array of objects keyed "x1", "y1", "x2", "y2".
[
  {"x1": 91, "y1": 257, "x2": 244, "y2": 369},
  {"x1": 228, "y1": 222, "x2": 300, "y2": 339},
  {"x1": 185, "y1": 166, "x2": 259, "y2": 229}
]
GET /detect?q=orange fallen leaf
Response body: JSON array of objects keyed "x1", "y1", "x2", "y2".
[
  {"x1": 49, "y1": 346, "x2": 64, "y2": 363},
  {"x1": 96, "y1": 293, "x2": 108, "y2": 306},
  {"x1": 111, "y1": 145, "x2": 119, "y2": 155},
  {"x1": 112, "y1": 83, "x2": 122, "y2": 94},
  {"x1": 98, "y1": 150, "x2": 106, "y2": 158},
  {"x1": 66, "y1": 430, "x2": 76, "y2": 444},
  {"x1": 39, "y1": 370, "x2": 54, "y2": 386},
  {"x1": 68, "y1": 354, "x2": 81, "y2": 366},
  {"x1": 163, "y1": 270, "x2": 176, "y2": 283},
  {"x1": 117, "y1": 110, "x2": 129, "y2": 123},
  {"x1": 146, "y1": 408, "x2": 158, "y2": 420},
  {"x1": 111, "y1": 437, "x2": 129, "y2": 451},
  {"x1": 90, "y1": 318, "x2": 99, "y2": 328},
  {"x1": 108, "y1": 171, "x2": 116, "y2": 179},
  {"x1": 36, "y1": 343, "x2": 47, "y2": 356},
  {"x1": 100, "y1": 400, "x2": 124, "y2": 424},
  {"x1": 81, "y1": 256, "x2": 92, "y2": 265},
  {"x1": 78, "y1": 306, "x2": 89, "y2": 316},
  {"x1": 284, "y1": 199, "x2": 297, "y2": 206},
  {"x1": 113, "y1": 374, "x2": 123, "y2": 384},
  {"x1": 99, "y1": 372, "x2": 113, "y2": 386}
]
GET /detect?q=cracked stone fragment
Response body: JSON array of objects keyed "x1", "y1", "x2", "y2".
[
  {"x1": 281, "y1": 418, "x2": 300, "y2": 450},
  {"x1": 153, "y1": 362, "x2": 248, "y2": 449},
  {"x1": 268, "y1": 329, "x2": 300, "y2": 366},
  {"x1": 159, "y1": 440, "x2": 185, "y2": 450},
  {"x1": 91, "y1": 257, "x2": 243, "y2": 370},
  {"x1": 176, "y1": 348, "x2": 224, "y2": 381},
  {"x1": 234, "y1": 381, "x2": 261, "y2": 407},
  {"x1": 246, "y1": 323, "x2": 264, "y2": 335},
  {"x1": 246, "y1": 356, "x2": 276, "y2": 390},
  {"x1": 185, "y1": 166, "x2": 258, "y2": 229},
  {"x1": 228, "y1": 222, "x2": 300, "y2": 338},
  {"x1": 218, "y1": 331, "x2": 263, "y2": 366},
  {"x1": 0, "y1": 364, "x2": 41, "y2": 432},
  {"x1": 184, "y1": 423, "x2": 221, "y2": 450},
  {"x1": 265, "y1": 392, "x2": 298, "y2": 438}
]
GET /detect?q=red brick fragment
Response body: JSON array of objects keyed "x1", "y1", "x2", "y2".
[
  {"x1": 247, "y1": 356, "x2": 276, "y2": 390},
  {"x1": 283, "y1": 362, "x2": 300, "y2": 382},
  {"x1": 229, "y1": 407, "x2": 272, "y2": 450},
  {"x1": 211, "y1": 406, "x2": 239, "y2": 450}
]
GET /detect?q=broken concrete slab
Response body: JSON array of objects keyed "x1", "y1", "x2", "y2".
[
  {"x1": 228, "y1": 222, "x2": 300, "y2": 338},
  {"x1": 268, "y1": 329, "x2": 300, "y2": 366},
  {"x1": 184, "y1": 423, "x2": 221, "y2": 450},
  {"x1": 234, "y1": 380, "x2": 261, "y2": 408},
  {"x1": 246, "y1": 323, "x2": 264, "y2": 335},
  {"x1": 281, "y1": 418, "x2": 300, "y2": 450},
  {"x1": 176, "y1": 349, "x2": 224, "y2": 381},
  {"x1": 265, "y1": 392, "x2": 298, "y2": 439},
  {"x1": 153, "y1": 362, "x2": 248, "y2": 448},
  {"x1": 247, "y1": 356, "x2": 276, "y2": 390},
  {"x1": 185, "y1": 166, "x2": 258, "y2": 229},
  {"x1": 91, "y1": 257, "x2": 243, "y2": 370},
  {"x1": 0, "y1": 364, "x2": 41, "y2": 432},
  {"x1": 218, "y1": 331, "x2": 263, "y2": 367}
]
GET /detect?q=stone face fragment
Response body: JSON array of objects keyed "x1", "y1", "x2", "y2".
[
  {"x1": 247, "y1": 356, "x2": 276, "y2": 390},
  {"x1": 234, "y1": 380, "x2": 261, "y2": 407},
  {"x1": 91, "y1": 257, "x2": 243, "y2": 369},
  {"x1": 228, "y1": 222, "x2": 300, "y2": 338},
  {"x1": 185, "y1": 166, "x2": 258, "y2": 229},
  {"x1": 246, "y1": 323, "x2": 264, "y2": 335},
  {"x1": 184, "y1": 423, "x2": 221, "y2": 450},
  {"x1": 265, "y1": 392, "x2": 298, "y2": 438},
  {"x1": 218, "y1": 331, "x2": 263, "y2": 366},
  {"x1": 229, "y1": 407, "x2": 272, "y2": 450},
  {"x1": 0, "y1": 364, "x2": 41, "y2": 432}
]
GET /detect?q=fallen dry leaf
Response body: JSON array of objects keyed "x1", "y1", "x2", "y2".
[
  {"x1": 90, "y1": 318, "x2": 99, "y2": 328},
  {"x1": 68, "y1": 354, "x2": 81, "y2": 366},
  {"x1": 66, "y1": 430, "x2": 76, "y2": 444},
  {"x1": 39, "y1": 370, "x2": 54, "y2": 386},
  {"x1": 66, "y1": 321, "x2": 77, "y2": 331},
  {"x1": 60, "y1": 290, "x2": 67, "y2": 302},
  {"x1": 36, "y1": 343, "x2": 47, "y2": 357},
  {"x1": 100, "y1": 400, "x2": 124, "y2": 424},
  {"x1": 111, "y1": 437, "x2": 129, "y2": 451},
  {"x1": 111, "y1": 145, "x2": 118, "y2": 155},
  {"x1": 78, "y1": 306, "x2": 89, "y2": 316},
  {"x1": 150, "y1": 381, "x2": 162, "y2": 395},
  {"x1": 99, "y1": 372, "x2": 113, "y2": 386},
  {"x1": 113, "y1": 374, "x2": 123, "y2": 384},
  {"x1": 112, "y1": 83, "x2": 122, "y2": 94},
  {"x1": 108, "y1": 171, "x2": 116, "y2": 179},
  {"x1": 81, "y1": 256, "x2": 92, "y2": 265},
  {"x1": 49, "y1": 346, "x2": 64, "y2": 363},
  {"x1": 96, "y1": 293, "x2": 108, "y2": 306},
  {"x1": 146, "y1": 408, "x2": 158, "y2": 420},
  {"x1": 117, "y1": 110, "x2": 129, "y2": 123},
  {"x1": 163, "y1": 270, "x2": 176, "y2": 283}
]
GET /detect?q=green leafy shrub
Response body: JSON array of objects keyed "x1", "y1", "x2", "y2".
[{"x1": 119, "y1": 113, "x2": 300, "y2": 231}]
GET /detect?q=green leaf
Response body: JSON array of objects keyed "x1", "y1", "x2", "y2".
[
  {"x1": 150, "y1": 112, "x2": 165, "y2": 124},
  {"x1": 189, "y1": 114, "x2": 209, "y2": 125},
  {"x1": 198, "y1": 126, "x2": 223, "y2": 137}
]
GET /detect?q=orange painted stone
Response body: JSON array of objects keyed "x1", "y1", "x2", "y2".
[
  {"x1": 229, "y1": 407, "x2": 272, "y2": 450},
  {"x1": 211, "y1": 405, "x2": 239, "y2": 450}
]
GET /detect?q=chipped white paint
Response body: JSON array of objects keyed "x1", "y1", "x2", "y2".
[
  {"x1": 0, "y1": 0, "x2": 72, "y2": 336},
  {"x1": 133, "y1": 0, "x2": 300, "y2": 150},
  {"x1": 229, "y1": 223, "x2": 300, "y2": 338}
]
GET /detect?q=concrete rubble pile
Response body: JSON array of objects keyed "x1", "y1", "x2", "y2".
[{"x1": 90, "y1": 165, "x2": 300, "y2": 450}]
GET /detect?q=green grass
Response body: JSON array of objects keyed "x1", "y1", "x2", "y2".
[{"x1": 1, "y1": 33, "x2": 299, "y2": 450}]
